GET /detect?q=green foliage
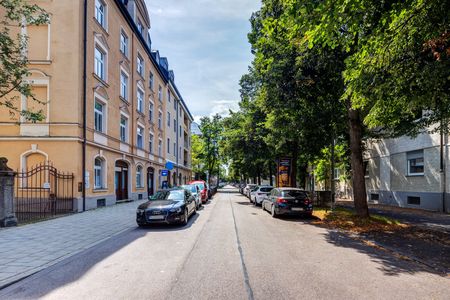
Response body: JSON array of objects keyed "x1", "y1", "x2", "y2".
[
  {"x1": 313, "y1": 143, "x2": 349, "y2": 183},
  {"x1": 0, "y1": 0, "x2": 49, "y2": 122},
  {"x1": 198, "y1": 115, "x2": 223, "y2": 184}
]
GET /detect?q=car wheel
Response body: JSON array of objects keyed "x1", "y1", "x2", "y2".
[
  {"x1": 262, "y1": 202, "x2": 266, "y2": 211},
  {"x1": 271, "y1": 205, "x2": 278, "y2": 218},
  {"x1": 182, "y1": 209, "x2": 189, "y2": 226}
]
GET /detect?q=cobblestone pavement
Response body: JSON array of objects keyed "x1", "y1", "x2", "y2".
[{"x1": 0, "y1": 200, "x2": 145, "y2": 289}]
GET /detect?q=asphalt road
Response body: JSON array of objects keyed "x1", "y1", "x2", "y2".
[{"x1": 1, "y1": 187, "x2": 449, "y2": 300}]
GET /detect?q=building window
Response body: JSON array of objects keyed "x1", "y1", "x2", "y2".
[
  {"x1": 158, "y1": 140, "x2": 162, "y2": 157},
  {"x1": 137, "y1": 20, "x2": 143, "y2": 35},
  {"x1": 94, "y1": 47, "x2": 106, "y2": 80},
  {"x1": 168, "y1": 89, "x2": 171, "y2": 102},
  {"x1": 94, "y1": 158, "x2": 105, "y2": 189},
  {"x1": 364, "y1": 161, "x2": 369, "y2": 177},
  {"x1": 407, "y1": 196, "x2": 421, "y2": 205},
  {"x1": 333, "y1": 168, "x2": 340, "y2": 180},
  {"x1": 136, "y1": 166, "x2": 143, "y2": 188},
  {"x1": 149, "y1": 72, "x2": 154, "y2": 90},
  {"x1": 158, "y1": 111, "x2": 162, "y2": 129},
  {"x1": 174, "y1": 100, "x2": 177, "y2": 110},
  {"x1": 120, "y1": 116, "x2": 127, "y2": 142},
  {"x1": 137, "y1": 55, "x2": 144, "y2": 77},
  {"x1": 167, "y1": 138, "x2": 170, "y2": 153},
  {"x1": 137, "y1": 126, "x2": 144, "y2": 149},
  {"x1": 149, "y1": 133, "x2": 154, "y2": 154},
  {"x1": 94, "y1": 101, "x2": 104, "y2": 132},
  {"x1": 158, "y1": 85, "x2": 162, "y2": 102},
  {"x1": 174, "y1": 119, "x2": 177, "y2": 133},
  {"x1": 174, "y1": 143, "x2": 176, "y2": 156},
  {"x1": 120, "y1": 71, "x2": 128, "y2": 100},
  {"x1": 407, "y1": 150, "x2": 424, "y2": 176},
  {"x1": 149, "y1": 102, "x2": 154, "y2": 122},
  {"x1": 137, "y1": 88, "x2": 144, "y2": 113},
  {"x1": 167, "y1": 112, "x2": 171, "y2": 127},
  {"x1": 95, "y1": 0, "x2": 106, "y2": 29},
  {"x1": 120, "y1": 31, "x2": 128, "y2": 56},
  {"x1": 179, "y1": 125, "x2": 182, "y2": 137}
]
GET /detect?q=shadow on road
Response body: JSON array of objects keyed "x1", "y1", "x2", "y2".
[
  {"x1": 238, "y1": 196, "x2": 448, "y2": 277},
  {"x1": 137, "y1": 212, "x2": 200, "y2": 231},
  {"x1": 0, "y1": 212, "x2": 201, "y2": 299}
]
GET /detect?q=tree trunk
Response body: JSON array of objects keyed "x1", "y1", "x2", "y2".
[
  {"x1": 257, "y1": 170, "x2": 261, "y2": 185},
  {"x1": 253, "y1": 177, "x2": 257, "y2": 184},
  {"x1": 348, "y1": 108, "x2": 369, "y2": 218},
  {"x1": 291, "y1": 142, "x2": 299, "y2": 187},
  {"x1": 269, "y1": 163, "x2": 273, "y2": 186}
]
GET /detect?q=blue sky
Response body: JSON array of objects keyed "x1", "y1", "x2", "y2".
[{"x1": 144, "y1": 0, "x2": 261, "y2": 122}]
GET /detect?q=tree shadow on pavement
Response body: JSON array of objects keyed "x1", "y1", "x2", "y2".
[
  {"x1": 0, "y1": 213, "x2": 200, "y2": 299},
  {"x1": 304, "y1": 221, "x2": 450, "y2": 277}
]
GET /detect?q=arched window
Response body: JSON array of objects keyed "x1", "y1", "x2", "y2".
[
  {"x1": 136, "y1": 166, "x2": 143, "y2": 188},
  {"x1": 94, "y1": 158, "x2": 105, "y2": 189}
]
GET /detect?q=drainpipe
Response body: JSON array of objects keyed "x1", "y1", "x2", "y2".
[
  {"x1": 82, "y1": 0, "x2": 88, "y2": 212},
  {"x1": 441, "y1": 123, "x2": 447, "y2": 213},
  {"x1": 175, "y1": 95, "x2": 179, "y2": 184}
]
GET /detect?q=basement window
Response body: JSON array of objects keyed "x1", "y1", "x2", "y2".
[
  {"x1": 407, "y1": 196, "x2": 421, "y2": 205},
  {"x1": 370, "y1": 193, "x2": 379, "y2": 201}
]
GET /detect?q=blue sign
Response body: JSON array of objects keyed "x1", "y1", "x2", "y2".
[
  {"x1": 165, "y1": 161, "x2": 174, "y2": 170},
  {"x1": 161, "y1": 170, "x2": 169, "y2": 176}
]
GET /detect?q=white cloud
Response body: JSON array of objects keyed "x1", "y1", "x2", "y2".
[{"x1": 144, "y1": 0, "x2": 261, "y2": 118}]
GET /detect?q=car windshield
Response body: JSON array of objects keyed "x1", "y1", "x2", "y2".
[
  {"x1": 149, "y1": 190, "x2": 185, "y2": 201},
  {"x1": 182, "y1": 185, "x2": 198, "y2": 193},
  {"x1": 195, "y1": 183, "x2": 205, "y2": 190},
  {"x1": 260, "y1": 187, "x2": 273, "y2": 192},
  {"x1": 250, "y1": 186, "x2": 259, "y2": 191},
  {"x1": 282, "y1": 190, "x2": 307, "y2": 198}
]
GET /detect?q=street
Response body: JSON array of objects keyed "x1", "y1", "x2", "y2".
[{"x1": 1, "y1": 187, "x2": 449, "y2": 300}]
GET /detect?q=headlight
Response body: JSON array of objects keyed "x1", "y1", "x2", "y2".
[
  {"x1": 169, "y1": 207, "x2": 182, "y2": 213},
  {"x1": 136, "y1": 209, "x2": 145, "y2": 214}
]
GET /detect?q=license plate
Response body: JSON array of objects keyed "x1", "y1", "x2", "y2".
[
  {"x1": 149, "y1": 215, "x2": 165, "y2": 220},
  {"x1": 291, "y1": 207, "x2": 304, "y2": 211}
]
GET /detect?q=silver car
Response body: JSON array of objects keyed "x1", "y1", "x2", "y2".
[{"x1": 181, "y1": 184, "x2": 202, "y2": 209}]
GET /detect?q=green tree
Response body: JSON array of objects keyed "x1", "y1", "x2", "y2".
[
  {"x1": 199, "y1": 115, "x2": 223, "y2": 186},
  {"x1": 190, "y1": 134, "x2": 206, "y2": 179},
  {"x1": 1, "y1": 0, "x2": 49, "y2": 122}
]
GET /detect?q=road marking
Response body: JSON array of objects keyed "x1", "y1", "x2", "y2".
[{"x1": 229, "y1": 193, "x2": 255, "y2": 300}]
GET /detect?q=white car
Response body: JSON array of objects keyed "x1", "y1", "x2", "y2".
[
  {"x1": 243, "y1": 184, "x2": 257, "y2": 198},
  {"x1": 251, "y1": 186, "x2": 274, "y2": 205}
]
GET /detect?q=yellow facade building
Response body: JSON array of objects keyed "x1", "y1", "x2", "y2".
[{"x1": 0, "y1": 0, "x2": 193, "y2": 210}]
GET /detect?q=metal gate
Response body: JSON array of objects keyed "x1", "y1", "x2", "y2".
[{"x1": 15, "y1": 162, "x2": 75, "y2": 223}]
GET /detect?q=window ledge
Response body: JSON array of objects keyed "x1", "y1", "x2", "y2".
[
  {"x1": 93, "y1": 18, "x2": 109, "y2": 36},
  {"x1": 406, "y1": 174, "x2": 425, "y2": 177},
  {"x1": 93, "y1": 188, "x2": 108, "y2": 193},
  {"x1": 136, "y1": 187, "x2": 145, "y2": 190},
  {"x1": 119, "y1": 96, "x2": 129, "y2": 104},
  {"x1": 93, "y1": 73, "x2": 109, "y2": 87}
]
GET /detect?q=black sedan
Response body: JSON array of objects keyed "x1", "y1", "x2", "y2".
[
  {"x1": 136, "y1": 188, "x2": 197, "y2": 226},
  {"x1": 262, "y1": 188, "x2": 313, "y2": 218}
]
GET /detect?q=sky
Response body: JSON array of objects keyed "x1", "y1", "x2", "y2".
[{"x1": 144, "y1": 0, "x2": 261, "y2": 123}]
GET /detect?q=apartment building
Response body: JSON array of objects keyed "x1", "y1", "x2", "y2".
[
  {"x1": 0, "y1": 0, "x2": 193, "y2": 211},
  {"x1": 365, "y1": 130, "x2": 450, "y2": 213}
]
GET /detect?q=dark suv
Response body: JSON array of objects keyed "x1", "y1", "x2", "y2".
[{"x1": 262, "y1": 188, "x2": 313, "y2": 218}]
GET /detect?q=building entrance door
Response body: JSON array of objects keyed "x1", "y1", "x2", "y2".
[
  {"x1": 147, "y1": 167, "x2": 155, "y2": 196},
  {"x1": 115, "y1": 161, "x2": 128, "y2": 200}
]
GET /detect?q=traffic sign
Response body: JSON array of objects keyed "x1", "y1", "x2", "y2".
[
  {"x1": 165, "y1": 161, "x2": 174, "y2": 170},
  {"x1": 161, "y1": 170, "x2": 169, "y2": 176}
]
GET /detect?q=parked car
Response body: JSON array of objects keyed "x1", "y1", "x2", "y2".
[
  {"x1": 247, "y1": 185, "x2": 259, "y2": 198},
  {"x1": 262, "y1": 188, "x2": 313, "y2": 218},
  {"x1": 243, "y1": 184, "x2": 257, "y2": 198},
  {"x1": 250, "y1": 186, "x2": 274, "y2": 205},
  {"x1": 136, "y1": 188, "x2": 196, "y2": 226},
  {"x1": 181, "y1": 184, "x2": 202, "y2": 209},
  {"x1": 189, "y1": 180, "x2": 209, "y2": 203}
]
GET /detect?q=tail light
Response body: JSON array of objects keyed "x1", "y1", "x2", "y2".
[
  {"x1": 304, "y1": 199, "x2": 311, "y2": 205},
  {"x1": 277, "y1": 198, "x2": 287, "y2": 204},
  {"x1": 257, "y1": 193, "x2": 264, "y2": 196}
]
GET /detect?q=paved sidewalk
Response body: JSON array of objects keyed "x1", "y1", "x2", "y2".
[{"x1": 0, "y1": 200, "x2": 144, "y2": 289}]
